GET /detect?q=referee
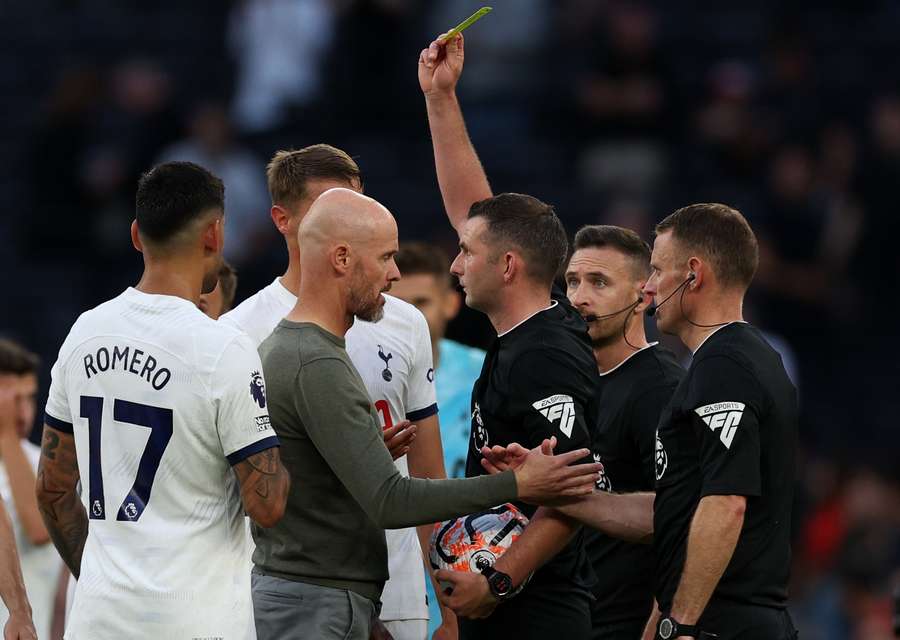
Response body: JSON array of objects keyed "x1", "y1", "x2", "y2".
[
  {"x1": 545, "y1": 203, "x2": 799, "y2": 639},
  {"x1": 565, "y1": 225, "x2": 684, "y2": 639},
  {"x1": 420, "y1": 34, "x2": 599, "y2": 639}
]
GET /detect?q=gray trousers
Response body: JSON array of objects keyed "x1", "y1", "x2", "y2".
[{"x1": 252, "y1": 573, "x2": 376, "y2": 640}]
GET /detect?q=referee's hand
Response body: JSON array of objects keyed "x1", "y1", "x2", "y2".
[
  {"x1": 479, "y1": 437, "x2": 556, "y2": 474},
  {"x1": 512, "y1": 444, "x2": 601, "y2": 506}
]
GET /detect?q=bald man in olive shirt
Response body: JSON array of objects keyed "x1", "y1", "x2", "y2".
[{"x1": 251, "y1": 188, "x2": 601, "y2": 640}]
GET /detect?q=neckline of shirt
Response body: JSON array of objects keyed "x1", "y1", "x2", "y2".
[
  {"x1": 692, "y1": 321, "x2": 748, "y2": 355},
  {"x1": 273, "y1": 277, "x2": 299, "y2": 306},
  {"x1": 497, "y1": 300, "x2": 558, "y2": 338},
  {"x1": 598, "y1": 342, "x2": 659, "y2": 377},
  {"x1": 123, "y1": 287, "x2": 201, "y2": 312}
]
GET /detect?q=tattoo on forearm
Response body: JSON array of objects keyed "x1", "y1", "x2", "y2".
[
  {"x1": 43, "y1": 430, "x2": 60, "y2": 460},
  {"x1": 37, "y1": 428, "x2": 87, "y2": 578},
  {"x1": 236, "y1": 448, "x2": 288, "y2": 516},
  {"x1": 246, "y1": 448, "x2": 279, "y2": 475}
]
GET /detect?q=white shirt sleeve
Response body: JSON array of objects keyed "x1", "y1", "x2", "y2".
[
  {"x1": 44, "y1": 337, "x2": 74, "y2": 432},
  {"x1": 212, "y1": 334, "x2": 279, "y2": 464},
  {"x1": 404, "y1": 311, "x2": 438, "y2": 421}
]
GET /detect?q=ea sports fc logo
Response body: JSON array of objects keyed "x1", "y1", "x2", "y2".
[
  {"x1": 250, "y1": 371, "x2": 266, "y2": 409},
  {"x1": 655, "y1": 434, "x2": 668, "y2": 481}
]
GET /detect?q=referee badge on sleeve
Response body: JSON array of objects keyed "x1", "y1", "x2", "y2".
[
  {"x1": 532, "y1": 394, "x2": 575, "y2": 437},
  {"x1": 695, "y1": 402, "x2": 745, "y2": 449}
]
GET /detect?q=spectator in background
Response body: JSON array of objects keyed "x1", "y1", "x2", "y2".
[
  {"x1": 159, "y1": 102, "x2": 272, "y2": 265},
  {"x1": 391, "y1": 242, "x2": 486, "y2": 638},
  {"x1": 229, "y1": 0, "x2": 336, "y2": 133},
  {"x1": 26, "y1": 67, "x2": 103, "y2": 261},
  {"x1": 427, "y1": 0, "x2": 551, "y2": 140},
  {"x1": 0, "y1": 339, "x2": 61, "y2": 640},
  {"x1": 199, "y1": 261, "x2": 238, "y2": 320},
  {"x1": 570, "y1": 2, "x2": 671, "y2": 199},
  {"x1": 792, "y1": 467, "x2": 900, "y2": 640}
]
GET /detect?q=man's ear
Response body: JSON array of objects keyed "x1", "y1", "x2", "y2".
[
  {"x1": 687, "y1": 257, "x2": 703, "y2": 288},
  {"x1": 332, "y1": 243, "x2": 351, "y2": 274},
  {"x1": 131, "y1": 220, "x2": 143, "y2": 253},
  {"x1": 635, "y1": 280, "x2": 653, "y2": 314},
  {"x1": 271, "y1": 204, "x2": 291, "y2": 237},
  {"x1": 202, "y1": 217, "x2": 222, "y2": 255},
  {"x1": 502, "y1": 252, "x2": 519, "y2": 283}
]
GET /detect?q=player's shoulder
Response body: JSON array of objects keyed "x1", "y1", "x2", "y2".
[
  {"x1": 220, "y1": 279, "x2": 280, "y2": 325},
  {"x1": 55, "y1": 291, "x2": 141, "y2": 359}
]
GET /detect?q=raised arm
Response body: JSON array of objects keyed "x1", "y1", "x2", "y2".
[
  {"x1": 233, "y1": 447, "x2": 290, "y2": 528},
  {"x1": 419, "y1": 34, "x2": 492, "y2": 233},
  {"x1": 35, "y1": 425, "x2": 87, "y2": 579}
]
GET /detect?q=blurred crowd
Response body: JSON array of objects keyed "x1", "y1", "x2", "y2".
[{"x1": 0, "y1": 1, "x2": 897, "y2": 638}]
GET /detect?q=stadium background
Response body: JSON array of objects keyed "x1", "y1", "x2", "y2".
[{"x1": 0, "y1": 1, "x2": 897, "y2": 638}]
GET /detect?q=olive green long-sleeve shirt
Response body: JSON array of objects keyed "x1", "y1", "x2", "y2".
[{"x1": 252, "y1": 321, "x2": 517, "y2": 604}]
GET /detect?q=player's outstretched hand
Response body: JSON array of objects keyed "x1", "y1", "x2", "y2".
[
  {"x1": 418, "y1": 33, "x2": 464, "y2": 97},
  {"x1": 383, "y1": 420, "x2": 417, "y2": 461},
  {"x1": 433, "y1": 570, "x2": 498, "y2": 619},
  {"x1": 3, "y1": 612, "x2": 38, "y2": 640},
  {"x1": 480, "y1": 437, "x2": 556, "y2": 474},
  {"x1": 512, "y1": 444, "x2": 600, "y2": 506}
]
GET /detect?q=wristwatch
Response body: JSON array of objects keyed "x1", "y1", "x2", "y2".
[
  {"x1": 479, "y1": 564, "x2": 515, "y2": 600},
  {"x1": 656, "y1": 615, "x2": 700, "y2": 639}
]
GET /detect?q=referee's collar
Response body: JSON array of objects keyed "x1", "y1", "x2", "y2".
[
  {"x1": 599, "y1": 342, "x2": 659, "y2": 377},
  {"x1": 497, "y1": 301, "x2": 558, "y2": 337},
  {"x1": 692, "y1": 321, "x2": 747, "y2": 355}
]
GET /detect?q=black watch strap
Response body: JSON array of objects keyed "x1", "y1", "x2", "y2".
[
  {"x1": 657, "y1": 615, "x2": 700, "y2": 639},
  {"x1": 479, "y1": 564, "x2": 515, "y2": 600}
]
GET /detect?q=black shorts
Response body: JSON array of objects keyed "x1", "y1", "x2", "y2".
[
  {"x1": 458, "y1": 582, "x2": 592, "y2": 640},
  {"x1": 699, "y1": 601, "x2": 798, "y2": 640}
]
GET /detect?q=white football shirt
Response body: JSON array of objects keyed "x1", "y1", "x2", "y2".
[
  {"x1": 45, "y1": 288, "x2": 278, "y2": 640},
  {"x1": 220, "y1": 278, "x2": 438, "y2": 621}
]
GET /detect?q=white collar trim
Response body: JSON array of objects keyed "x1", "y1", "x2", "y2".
[
  {"x1": 498, "y1": 300, "x2": 558, "y2": 337},
  {"x1": 599, "y1": 342, "x2": 659, "y2": 377}
]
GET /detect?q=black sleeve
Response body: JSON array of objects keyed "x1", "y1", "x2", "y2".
[
  {"x1": 628, "y1": 383, "x2": 677, "y2": 488},
  {"x1": 506, "y1": 350, "x2": 593, "y2": 457},
  {"x1": 686, "y1": 356, "x2": 764, "y2": 498}
]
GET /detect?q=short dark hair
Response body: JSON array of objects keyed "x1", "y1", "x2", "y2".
[
  {"x1": 655, "y1": 203, "x2": 758, "y2": 289},
  {"x1": 266, "y1": 144, "x2": 362, "y2": 207},
  {"x1": 218, "y1": 261, "x2": 238, "y2": 313},
  {"x1": 573, "y1": 225, "x2": 651, "y2": 279},
  {"x1": 468, "y1": 193, "x2": 568, "y2": 286},
  {"x1": 135, "y1": 161, "x2": 224, "y2": 244},
  {"x1": 0, "y1": 338, "x2": 40, "y2": 375},
  {"x1": 395, "y1": 242, "x2": 451, "y2": 285}
]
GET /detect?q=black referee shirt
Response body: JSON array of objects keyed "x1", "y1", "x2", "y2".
[
  {"x1": 465, "y1": 286, "x2": 598, "y2": 594},
  {"x1": 653, "y1": 322, "x2": 798, "y2": 615},
  {"x1": 586, "y1": 344, "x2": 684, "y2": 626}
]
